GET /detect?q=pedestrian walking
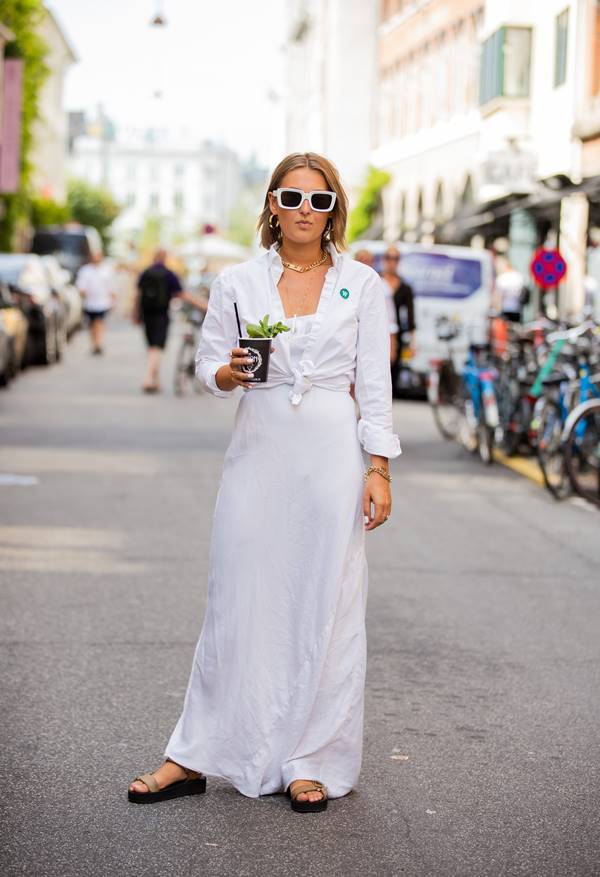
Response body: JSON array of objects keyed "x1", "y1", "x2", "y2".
[
  {"x1": 75, "y1": 252, "x2": 115, "y2": 355},
  {"x1": 381, "y1": 247, "x2": 415, "y2": 398},
  {"x1": 134, "y1": 248, "x2": 203, "y2": 393},
  {"x1": 494, "y1": 257, "x2": 526, "y2": 323},
  {"x1": 128, "y1": 152, "x2": 401, "y2": 812}
]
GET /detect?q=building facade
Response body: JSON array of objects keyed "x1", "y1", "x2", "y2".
[
  {"x1": 69, "y1": 127, "x2": 241, "y2": 244},
  {"x1": 30, "y1": 7, "x2": 76, "y2": 203},
  {"x1": 374, "y1": 0, "x2": 600, "y2": 316},
  {"x1": 284, "y1": 0, "x2": 379, "y2": 198},
  {"x1": 373, "y1": 0, "x2": 484, "y2": 241}
]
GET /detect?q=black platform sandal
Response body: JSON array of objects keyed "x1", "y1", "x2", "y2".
[
  {"x1": 128, "y1": 760, "x2": 206, "y2": 805},
  {"x1": 288, "y1": 780, "x2": 328, "y2": 813}
]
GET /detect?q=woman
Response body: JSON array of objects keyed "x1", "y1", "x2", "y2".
[
  {"x1": 381, "y1": 247, "x2": 414, "y2": 399},
  {"x1": 128, "y1": 153, "x2": 401, "y2": 813}
]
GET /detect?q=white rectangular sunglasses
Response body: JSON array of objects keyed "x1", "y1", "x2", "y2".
[{"x1": 273, "y1": 188, "x2": 337, "y2": 212}]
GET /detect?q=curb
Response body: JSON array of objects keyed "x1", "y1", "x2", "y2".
[{"x1": 493, "y1": 449, "x2": 546, "y2": 488}]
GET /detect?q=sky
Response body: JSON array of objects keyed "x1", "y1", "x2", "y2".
[{"x1": 48, "y1": 0, "x2": 287, "y2": 168}]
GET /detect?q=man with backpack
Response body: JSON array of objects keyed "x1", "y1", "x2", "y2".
[{"x1": 134, "y1": 248, "x2": 204, "y2": 393}]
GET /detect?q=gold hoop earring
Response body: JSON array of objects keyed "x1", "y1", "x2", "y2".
[
  {"x1": 269, "y1": 213, "x2": 280, "y2": 231},
  {"x1": 322, "y1": 218, "x2": 332, "y2": 243}
]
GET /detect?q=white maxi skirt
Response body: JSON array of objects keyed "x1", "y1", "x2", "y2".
[{"x1": 165, "y1": 383, "x2": 367, "y2": 798}]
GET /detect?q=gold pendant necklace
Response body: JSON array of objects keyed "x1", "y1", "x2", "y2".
[{"x1": 280, "y1": 249, "x2": 328, "y2": 273}]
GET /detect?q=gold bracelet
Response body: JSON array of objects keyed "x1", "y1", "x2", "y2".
[{"x1": 364, "y1": 465, "x2": 392, "y2": 483}]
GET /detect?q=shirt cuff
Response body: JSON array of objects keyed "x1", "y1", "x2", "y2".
[
  {"x1": 198, "y1": 360, "x2": 236, "y2": 398},
  {"x1": 357, "y1": 419, "x2": 402, "y2": 458}
]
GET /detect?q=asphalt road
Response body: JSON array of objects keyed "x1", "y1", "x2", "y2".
[{"x1": 1, "y1": 319, "x2": 599, "y2": 877}]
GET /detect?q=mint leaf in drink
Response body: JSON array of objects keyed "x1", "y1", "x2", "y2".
[
  {"x1": 245, "y1": 323, "x2": 264, "y2": 338},
  {"x1": 245, "y1": 314, "x2": 290, "y2": 338}
]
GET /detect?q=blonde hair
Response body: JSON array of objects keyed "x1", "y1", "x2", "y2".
[{"x1": 257, "y1": 152, "x2": 348, "y2": 252}]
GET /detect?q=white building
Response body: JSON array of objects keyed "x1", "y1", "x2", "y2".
[
  {"x1": 373, "y1": 0, "x2": 484, "y2": 241},
  {"x1": 69, "y1": 130, "x2": 241, "y2": 244},
  {"x1": 374, "y1": 0, "x2": 600, "y2": 316},
  {"x1": 30, "y1": 6, "x2": 76, "y2": 202},
  {"x1": 284, "y1": 0, "x2": 379, "y2": 198}
]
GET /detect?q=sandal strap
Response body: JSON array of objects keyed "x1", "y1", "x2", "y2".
[
  {"x1": 135, "y1": 772, "x2": 159, "y2": 793},
  {"x1": 289, "y1": 780, "x2": 327, "y2": 801},
  {"x1": 166, "y1": 757, "x2": 201, "y2": 781}
]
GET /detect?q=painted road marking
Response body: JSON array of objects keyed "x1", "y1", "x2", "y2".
[{"x1": 493, "y1": 449, "x2": 546, "y2": 488}]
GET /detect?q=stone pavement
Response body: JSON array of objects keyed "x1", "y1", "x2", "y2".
[{"x1": 1, "y1": 319, "x2": 599, "y2": 877}]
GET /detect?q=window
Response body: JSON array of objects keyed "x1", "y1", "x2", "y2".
[
  {"x1": 554, "y1": 9, "x2": 569, "y2": 87},
  {"x1": 174, "y1": 163, "x2": 184, "y2": 178},
  {"x1": 174, "y1": 191, "x2": 184, "y2": 211},
  {"x1": 149, "y1": 192, "x2": 159, "y2": 211},
  {"x1": 479, "y1": 26, "x2": 531, "y2": 104},
  {"x1": 126, "y1": 192, "x2": 135, "y2": 208}
]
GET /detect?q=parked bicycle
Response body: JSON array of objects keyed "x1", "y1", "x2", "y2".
[
  {"x1": 173, "y1": 304, "x2": 205, "y2": 397},
  {"x1": 428, "y1": 318, "x2": 499, "y2": 464},
  {"x1": 532, "y1": 323, "x2": 600, "y2": 499},
  {"x1": 562, "y1": 396, "x2": 600, "y2": 507}
]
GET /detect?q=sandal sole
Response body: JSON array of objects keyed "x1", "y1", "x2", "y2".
[
  {"x1": 290, "y1": 798, "x2": 328, "y2": 813},
  {"x1": 128, "y1": 776, "x2": 206, "y2": 805}
]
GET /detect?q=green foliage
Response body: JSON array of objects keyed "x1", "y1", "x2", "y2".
[
  {"x1": 245, "y1": 314, "x2": 290, "y2": 338},
  {"x1": 67, "y1": 179, "x2": 121, "y2": 247},
  {"x1": 227, "y1": 199, "x2": 257, "y2": 248},
  {"x1": 0, "y1": 0, "x2": 49, "y2": 250},
  {"x1": 30, "y1": 196, "x2": 70, "y2": 226},
  {"x1": 139, "y1": 215, "x2": 164, "y2": 252},
  {"x1": 347, "y1": 166, "x2": 391, "y2": 244}
]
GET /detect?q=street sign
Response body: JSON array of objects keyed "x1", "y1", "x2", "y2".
[{"x1": 530, "y1": 248, "x2": 567, "y2": 289}]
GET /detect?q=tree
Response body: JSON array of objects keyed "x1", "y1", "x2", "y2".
[
  {"x1": 347, "y1": 166, "x2": 391, "y2": 243},
  {"x1": 30, "y1": 196, "x2": 69, "y2": 226},
  {"x1": 67, "y1": 179, "x2": 121, "y2": 248},
  {"x1": 0, "y1": 0, "x2": 49, "y2": 251}
]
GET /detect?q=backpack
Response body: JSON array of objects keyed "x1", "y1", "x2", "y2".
[{"x1": 140, "y1": 265, "x2": 170, "y2": 312}]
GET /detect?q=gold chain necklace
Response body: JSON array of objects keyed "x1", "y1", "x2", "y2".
[{"x1": 280, "y1": 249, "x2": 328, "y2": 273}]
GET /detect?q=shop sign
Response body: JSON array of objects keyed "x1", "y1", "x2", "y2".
[{"x1": 482, "y1": 150, "x2": 538, "y2": 193}]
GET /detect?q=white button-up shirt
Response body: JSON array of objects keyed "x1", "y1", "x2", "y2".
[{"x1": 196, "y1": 244, "x2": 401, "y2": 459}]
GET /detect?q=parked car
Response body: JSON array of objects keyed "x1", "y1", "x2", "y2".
[
  {"x1": 0, "y1": 281, "x2": 28, "y2": 379},
  {"x1": 0, "y1": 254, "x2": 65, "y2": 365},
  {"x1": 30, "y1": 224, "x2": 103, "y2": 281},
  {"x1": 0, "y1": 316, "x2": 12, "y2": 387},
  {"x1": 41, "y1": 254, "x2": 83, "y2": 337}
]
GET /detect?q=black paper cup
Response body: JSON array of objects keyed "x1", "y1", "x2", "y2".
[{"x1": 238, "y1": 337, "x2": 271, "y2": 383}]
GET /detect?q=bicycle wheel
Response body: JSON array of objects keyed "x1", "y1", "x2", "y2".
[
  {"x1": 429, "y1": 361, "x2": 460, "y2": 441},
  {"x1": 477, "y1": 409, "x2": 494, "y2": 465},
  {"x1": 536, "y1": 399, "x2": 570, "y2": 500},
  {"x1": 174, "y1": 339, "x2": 195, "y2": 396},
  {"x1": 564, "y1": 400, "x2": 600, "y2": 507}
]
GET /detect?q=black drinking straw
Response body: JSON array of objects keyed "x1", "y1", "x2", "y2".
[{"x1": 233, "y1": 302, "x2": 243, "y2": 337}]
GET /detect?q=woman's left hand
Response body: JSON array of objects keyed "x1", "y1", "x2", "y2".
[{"x1": 363, "y1": 474, "x2": 392, "y2": 531}]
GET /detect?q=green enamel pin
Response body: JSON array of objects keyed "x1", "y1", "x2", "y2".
[{"x1": 340, "y1": 288, "x2": 350, "y2": 299}]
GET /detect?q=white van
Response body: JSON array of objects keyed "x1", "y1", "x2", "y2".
[{"x1": 351, "y1": 241, "x2": 494, "y2": 389}]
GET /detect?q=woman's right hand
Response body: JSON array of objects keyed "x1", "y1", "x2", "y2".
[{"x1": 216, "y1": 348, "x2": 256, "y2": 391}]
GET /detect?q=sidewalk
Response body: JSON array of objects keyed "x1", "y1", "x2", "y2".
[{"x1": 1, "y1": 320, "x2": 599, "y2": 877}]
